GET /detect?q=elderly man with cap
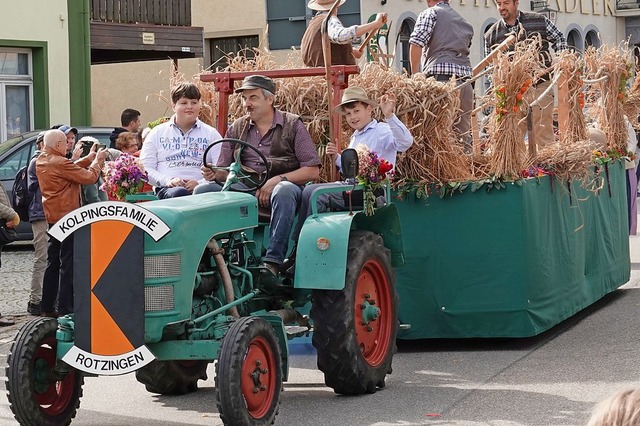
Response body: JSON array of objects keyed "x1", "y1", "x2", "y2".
[
  {"x1": 36, "y1": 129, "x2": 109, "y2": 317},
  {"x1": 195, "y1": 75, "x2": 321, "y2": 276},
  {"x1": 25, "y1": 131, "x2": 47, "y2": 315},
  {"x1": 288, "y1": 86, "x2": 413, "y2": 269},
  {"x1": 300, "y1": 0, "x2": 388, "y2": 67}
]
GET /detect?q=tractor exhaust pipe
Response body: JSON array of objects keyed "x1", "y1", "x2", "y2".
[{"x1": 207, "y1": 239, "x2": 240, "y2": 318}]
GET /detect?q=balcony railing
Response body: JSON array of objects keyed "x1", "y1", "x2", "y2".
[{"x1": 90, "y1": 0, "x2": 191, "y2": 26}]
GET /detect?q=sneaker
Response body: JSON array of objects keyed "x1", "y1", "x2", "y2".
[{"x1": 27, "y1": 302, "x2": 41, "y2": 316}]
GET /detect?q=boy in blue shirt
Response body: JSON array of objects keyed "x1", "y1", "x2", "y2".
[{"x1": 286, "y1": 86, "x2": 413, "y2": 270}]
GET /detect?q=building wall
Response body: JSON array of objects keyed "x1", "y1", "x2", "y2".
[
  {"x1": 91, "y1": 0, "x2": 626, "y2": 127},
  {"x1": 0, "y1": 0, "x2": 71, "y2": 127},
  {"x1": 91, "y1": 0, "x2": 265, "y2": 127}
]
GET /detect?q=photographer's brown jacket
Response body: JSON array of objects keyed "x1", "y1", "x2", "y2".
[{"x1": 35, "y1": 148, "x2": 102, "y2": 224}]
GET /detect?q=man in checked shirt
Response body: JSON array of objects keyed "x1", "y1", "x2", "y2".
[
  {"x1": 484, "y1": 0, "x2": 567, "y2": 148},
  {"x1": 409, "y1": 0, "x2": 474, "y2": 148}
]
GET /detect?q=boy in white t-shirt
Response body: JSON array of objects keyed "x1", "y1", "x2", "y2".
[{"x1": 140, "y1": 83, "x2": 222, "y2": 199}]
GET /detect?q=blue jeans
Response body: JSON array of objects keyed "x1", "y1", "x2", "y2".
[
  {"x1": 155, "y1": 186, "x2": 190, "y2": 199},
  {"x1": 193, "y1": 180, "x2": 303, "y2": 266}
]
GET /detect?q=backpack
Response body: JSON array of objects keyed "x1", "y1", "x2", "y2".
[{"x1": 12, "y1": 165, "x2": 31, "y2": 222}]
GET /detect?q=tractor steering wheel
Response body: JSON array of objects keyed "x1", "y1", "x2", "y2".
[{"x1": 202, "y1": 138, "x2": 271, "y2": 192}]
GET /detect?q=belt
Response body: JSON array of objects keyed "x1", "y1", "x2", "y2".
[{"x1": 426, "y1": 73, "x2": 470, "y2": 82}]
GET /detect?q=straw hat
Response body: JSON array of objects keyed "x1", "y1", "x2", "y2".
[
  {"x1": 308, "y1": 0, "x2": 346, "y2": 11},
  {"x1": 333, "y1": 86, "x2": 378, "y2": 114}
]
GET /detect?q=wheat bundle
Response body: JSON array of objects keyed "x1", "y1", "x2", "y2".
[
  {"x1": 483, "y1": 38, "x2": 544, "y2": 179},
  {"x1": 350, "y1": 64, "x2": 471, "y2": 185},
  {"x1": 584, "y1": 44, "x2": 633, "y2": 151},
  {"x1": 555, "y1": 50, "x2": 589, "y2": 144},
  {"x1": 623, "y1": 71, "x2": 640, "y2": 129},
  {"x1": 536, "y1": 140, "x2": 594, "y2": 184}
]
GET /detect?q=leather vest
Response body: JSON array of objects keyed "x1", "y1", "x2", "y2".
[
  {"x1": 301, "y1": 14, "x2": 356, "y2": 67},
  {"x1": 228, "y1": 112, "x2": 301, "y2": 177}
]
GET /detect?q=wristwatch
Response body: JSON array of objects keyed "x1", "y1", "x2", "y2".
[{"x1": 280, "y1": 175, "x2": 288, "y2": 182}]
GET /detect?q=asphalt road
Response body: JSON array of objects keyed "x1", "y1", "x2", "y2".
[{"x1": 1, "y1": 242, "x2": 639, "y2": 425}]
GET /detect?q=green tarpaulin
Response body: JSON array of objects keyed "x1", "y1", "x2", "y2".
[{"x1": 395, "y1": 162, "x2": 630, "y2": 339}]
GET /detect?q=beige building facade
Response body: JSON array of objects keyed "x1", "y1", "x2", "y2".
[
  {"x1": 0, "y1": 0, "x2": 73, "y2": 140},
  {"x1": 91, "y1": 0, "x2": 626, "y2": 128}
]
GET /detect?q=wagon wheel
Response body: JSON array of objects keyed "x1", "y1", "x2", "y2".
[
  {"x1": 311, "y1": 230, "x2": 398, "y2": 394},
  {"x1": 5, "y1": 317, "x2": 84, "y2": 426},
  {"x1": 203, "y1": 138, "x2": 271, "y2": 192},
  {"x1": 216, "y1": 316, "x2": 282, "y2": 425}
]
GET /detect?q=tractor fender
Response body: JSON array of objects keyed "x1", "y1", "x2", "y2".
[{"x1": 294, "y1": 203, "x2": 404, "y2": 290}]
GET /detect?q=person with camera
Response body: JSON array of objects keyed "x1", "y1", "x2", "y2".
[{"x1": 36, "y1": 130, "x2": 108, "y2": 317}]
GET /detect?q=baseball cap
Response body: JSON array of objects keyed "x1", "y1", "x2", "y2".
[
  {"x1": 58, "y1": 125, "x2": 78, "y2": 135},
  {"x1": 36, "y1": 131, "x2": 46, "y2": 144}
]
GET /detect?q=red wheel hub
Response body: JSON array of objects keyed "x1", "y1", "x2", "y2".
[
  {"x1": 32, "y1": 337, "x2": 76, "y2": 415},
  {"x1": 241, "y1": 336, "x2": 277, "y2": 419},
  {"x1": 354, "y1": 259, "x2": 393, "y2": 367}
]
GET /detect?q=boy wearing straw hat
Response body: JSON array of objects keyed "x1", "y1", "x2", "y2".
[
  {"x1": 286, "y1": 86, "x2": 413, "y2": 271},
  {"x1": 300, "y1": 0, "x2": 388, "y2": 67}
]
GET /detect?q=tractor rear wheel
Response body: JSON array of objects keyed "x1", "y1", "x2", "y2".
[
  {"x1": 135, "y1": 360, "x2": 209, "y2": 395},
  {"x1": 216, "y1": 316, "x2": 282, "y2": 426},
  {"x1": 5, "y1": 317, "x2": 84, "y2": 426},
  {"x1": 311, "y1": 230, "x2": 398, "y2": 395}
]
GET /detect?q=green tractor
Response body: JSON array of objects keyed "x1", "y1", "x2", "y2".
[{"x1": 5, "y1": 140, "x2": 404, "y2": 425}]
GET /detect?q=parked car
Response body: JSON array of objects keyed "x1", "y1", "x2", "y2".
[{"x1": 0, "y1": 127, "x2": 113, "y2": 241}]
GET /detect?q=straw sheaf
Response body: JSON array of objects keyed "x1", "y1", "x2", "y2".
[
  {"x1": 556, "y1": 50, "x2": 589, "y2": 145},
  {"x1": 482, "y1": 38, "x2": 545, "y2": 179},
  {"x1": 584, "y1": 43, "x2": 633, "y2": 152}
]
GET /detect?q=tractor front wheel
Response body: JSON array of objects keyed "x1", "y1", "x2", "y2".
[
  {"x1": 135, "y1": 360, "x2": 209, "y2": 395},
  {"x1": 5, "y1": 317, "x2": 84, "y2": 426},
  {"x1": 216, "y1": 316, "x2": 282, "y2": 426},
  {"x1": 311, "y1": 230, "x2": 398, "y2": 395}
]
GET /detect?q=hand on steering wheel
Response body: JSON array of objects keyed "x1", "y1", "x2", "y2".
[{"x1": 202, "y1": 138, "x2": 271, "y2": 192}]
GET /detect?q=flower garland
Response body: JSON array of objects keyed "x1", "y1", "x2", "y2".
[
  {"x1": 100, "y1": 154, "x2": 148, "y2": 201},
  {"x1": 354, "y1": 144, "x2": 394, "y2": 216}
]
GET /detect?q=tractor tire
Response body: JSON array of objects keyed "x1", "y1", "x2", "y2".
[
  {"x1": 5, "y1": 317, "x2": 84, "y2": 426},
  {"x1": 311, "y1": 230, "x2": 398, "y2": 395},
  {"x1": 135, "y1": 360, "x2": 209, "y2": 395},
  {"x1": 216, "y1": 316, "x2": 282, "y2": 426}
]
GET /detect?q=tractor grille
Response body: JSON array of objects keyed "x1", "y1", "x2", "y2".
[
  {"x1": 144, "y1": 285, "x2": 175, "y2": 311},
  {"x1": 144, "y1": 253, "x2": 181, "y2": 279}
]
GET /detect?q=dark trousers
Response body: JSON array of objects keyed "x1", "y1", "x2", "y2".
[{"x1": 41, "y1": 225, "x2": 74, "y2": 314}]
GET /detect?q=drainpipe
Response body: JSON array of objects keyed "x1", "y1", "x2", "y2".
[{"x1": 67, "y1": 0, "x2": 92, "y2": 125}]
